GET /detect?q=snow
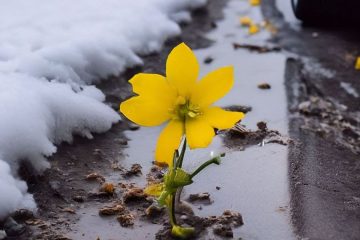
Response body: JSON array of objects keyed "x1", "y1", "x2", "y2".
[{"x1": 0, "y1": 0, "x2": 206, "y2": 218}]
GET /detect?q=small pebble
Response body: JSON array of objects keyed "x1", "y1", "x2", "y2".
[
  {"x1": 115, "y1": 138, "x2": 128, "y2": 145},
  {"x1": 73, "y1": 195, "x2": 85, "y2": 203},
  {"x1": 99, "y1": 204, "x2": 125, "y2": 216},
  {"x1": 117, "y1": 213, "x2": 135, "y2": 227},
  {"x1": 257, "y1": 83, "x2": 271, "y2": 89},
  {"x1": 213, "y1": 224, "x2": 233, "y2": 238},
  {"x1": 204, "y1": 57, "x2": 213, "y2": 64}
]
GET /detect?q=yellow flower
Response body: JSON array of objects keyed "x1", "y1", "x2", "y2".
[
  {"x1": 120, "y1": 43, "x2": 244, "y2": 166},
  {"x1": 248, "y1": 24, "x2": 259, "y2": 34},
  {"x1": 355, "y1": 57, "x2": 360, "y2": 70},
  {"x1": 240, "y1": 16, "x2": 253, "y2": 26},
  {"x1": 249, "y1": 0, "x2": 261, "y2": 6}
]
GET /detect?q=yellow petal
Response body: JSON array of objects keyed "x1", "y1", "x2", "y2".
[
  {"x1": 191, "y1": 66, "x2": 234, "y2": 108},
  {"x1": 249, "y1": 0, "x2": 261, "y2": 6},
  {"x1": 186, "y1": 118, "x2": 215, "y2": 149},
  {"x1": 355, "y1": 57, "x2": 360, "y2": 70},
  {"x1": 249, "y1": 24, "x2": 259, "y2": 35},
  {"x1": 120, "y1": 96, "x2": 171, "y2": 126},
  {"x1": 129, "y1": 73, "x2": 176, "y2": 99},
  {"x1": 144, "y1": 183, "x2": 164, "y2": 197},
  {"x1": 155, "y1": 120, "x2": 184, "y2": 167},
  {"x1": 166, "y1": 43, "x2": 199, "y2": 97},
  {"x1": 120, "y1": 73, "x2": 177, "y2": 126},
  {"x1": 240, "y1": 16, "x2": 252, "y2": 26},
  {"x1": 204, "y1": 107, "x2": 245, "y2": 130}
]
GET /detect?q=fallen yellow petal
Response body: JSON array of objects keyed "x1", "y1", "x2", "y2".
[
  {"x1": 240, "y1": 16, "x2": 252, "y2": 26},
  {"x1": 355, "y1": 57, "x2": 360, "y2": 70},
  {"x1": 249, "y1": 0, "x2": 261, "y2": 6},
  {"x1": 144, "y1": 183, "x2": 164, "y2": 197},
  {"x1": 249, "y1": 24, "x2": 259, "y2": 35}
]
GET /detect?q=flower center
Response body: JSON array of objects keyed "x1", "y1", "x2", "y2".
[{"x1": 172, "y1": 96, "x2": 201, "y2": 120}]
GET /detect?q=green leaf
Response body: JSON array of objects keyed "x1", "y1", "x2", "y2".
[{"x1": 172, "y1": 168, "x2": 193, "y2": 187}]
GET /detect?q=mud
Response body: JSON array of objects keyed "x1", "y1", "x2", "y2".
[
  {"x1": 224, "y1": 121, "x2": 292, "y2": 150},
  {"x1": 232, "y1": 42, "x2": 281, "y2": 53},
  {"x1": 155, "y1": 210, "x2": 243, "y2": 240}
]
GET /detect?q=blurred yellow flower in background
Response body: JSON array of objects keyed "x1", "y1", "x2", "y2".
[
  {"x1": 240, "y1": 16, "x2": 253, "y2": 26},
  {"x1": 249, "y1": 24, "x2": 259, "y2": 34},
  {"x1": 120, "y1": 43, "x2": 244, "y2": 166},
  {"x1": 249, "y1": 0, "x2": 261, "y2": 6},
  {"x1": 355, "y1": 57, "x2": 360, "y2": 70}
]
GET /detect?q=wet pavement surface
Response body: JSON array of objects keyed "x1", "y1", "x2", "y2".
[
  {"x1": 3, "y1": 0, "x2": 360, "y2": 240},
  {"x1": 263, "y1": 1, "x2": 360, "y2": 239}
]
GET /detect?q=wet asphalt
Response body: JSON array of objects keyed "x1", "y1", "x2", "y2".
[{"x1": 262, "y1": 1, "x2": 360, "y2": 239}]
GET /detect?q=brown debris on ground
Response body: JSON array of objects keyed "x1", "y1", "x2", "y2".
[
  {"x1": 99, "y1": 182, "x2": 115, "y2": 195},
  {"x1": 233, "y1": 42, "x2": 281, "y2": 53},
  {"x1": 117, "y1": 213, "x2": 135, "y2": 227},
  {"x1": 223, "y1": 121, "x2": 292, "y2": 149},
  {"x1": 99, "y1": 203, "x2": 125, "y2": 216},
  {"x1": 61, "y1": 208, "x2": 76, "y2": 214},
  {"x1": 121, "y1": 184, "x2": 148, "y2": 203},
  {"x1": 188, "y1": 192, "x2": 212, "y2": 205},
  {"x1": 224, "y1": 105, "x2": 252, "y2": 114},
  {"x1": 123, "y1": 163, "x2": 142, "y2": 177},
  {"x1": 298, "y1": 96, "x2": 360, "y2": 154},
  {"x1": 257, "y1": 82, "x2": 271, "y2": 89},
  {"x1": 155, "y1": 210, "x2": 243, "y2": 239},
  {"x1": 85, "y1": 172, "x2": 105, "y2": 183}
]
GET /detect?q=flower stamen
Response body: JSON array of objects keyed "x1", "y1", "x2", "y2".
[{"x1": 171, "y1": 96, "x2": 202, "y2": 120}]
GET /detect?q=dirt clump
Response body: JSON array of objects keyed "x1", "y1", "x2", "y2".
[
  {"x1": 121, "y1": 184, "x2": 148, "y2": 203},
  {"x1": 99, "y1": 204, "x2": 125, "y2": 216},
  {"x1": 188, "y1": 192, "x2": 212, "y2": 205},
  {"x1": 224, "y1": 122, "x2": 292, "y2": 149},
  {"x1": 155, "y1": 210, "x2": 243, "y2": 239},
  {"x1": 123, "y1": 163, "x2": 142, "y2": 177},
  {"x1": 99, "y1": 182, "x2": 115, "y2": 194},
  {"x1": 117, "y1": 213, "x2": 135, "y2": 227},
  {"x1": 85, "y1": 172, "x2": 105, "y2": 183},
  {"x1": 257, "y1": 82, "x2": 271, "y2": 89},
  {"x1": 233, "y1": 42, "x2": 281, "y2": 53}
]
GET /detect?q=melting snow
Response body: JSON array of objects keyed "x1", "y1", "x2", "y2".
[{"x1": 0, "y1": 0, "x2": 206, "y2": 218}]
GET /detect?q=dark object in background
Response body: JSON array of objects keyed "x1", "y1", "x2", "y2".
[{"x1": 292, "y1": 0, "x2": 360, "y2": 25}]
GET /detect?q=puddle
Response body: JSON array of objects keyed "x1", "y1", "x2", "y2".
[
  {"x1": 69, "y1": 1, "x2": 295, "y2": 239},
  {"x1": 68, "y1": 202, "x2": 160, "y2": 240}
]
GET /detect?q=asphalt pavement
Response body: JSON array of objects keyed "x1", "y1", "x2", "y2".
[{"x1": 262, "y1": 1, "x2": 360, "y2": 239}]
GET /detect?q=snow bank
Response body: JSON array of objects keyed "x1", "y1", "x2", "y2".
[{"x1": 0, "y1": 0, "x2": 206, "y2": 218}]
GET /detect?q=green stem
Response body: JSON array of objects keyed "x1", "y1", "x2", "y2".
[
  {"x1": 176, "y1": 138, "x2": 187, "y2": 169},
  {"x1": 190, "y1": 156, "x2": 221, "y2": 179},
  {"x1": 169, "y1": 194, "x2": 177, "y2": 226}
]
